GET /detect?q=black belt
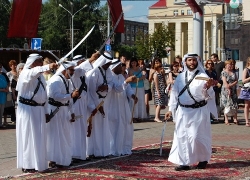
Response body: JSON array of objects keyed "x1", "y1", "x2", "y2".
[
  {"x1": 48, "y1": 97, "x2": 69, "y2": 107},
  {"x1": 19, "y1": 96, "x2": 45, "y2": 106},
  {"x1": 178, "y1": 100, "x2": 207, "y2": 109}
]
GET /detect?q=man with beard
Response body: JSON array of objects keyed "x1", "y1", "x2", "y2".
[
  {"x1": 165, "y1": 53, "x2": 217, "y2": 171},
  {"x1": 46, "y1": 61, "x2": 80, "y2": 168}
]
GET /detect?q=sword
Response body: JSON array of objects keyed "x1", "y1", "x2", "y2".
[
  {"x1": 98, "y1": 12, "x2": 123, "y2": 52},
  {"x1": 47, "y1": 51, "x2": 77, "y2": 90},
  {"x1": 58, "y1": 25, "x2": 95, "y2": 64},
  {"x1": 160, "y1": 119, "x2": 167, "y2": 156},
  {"x1": 46, "y1": 107, "x2": 60, "y2": 123}
]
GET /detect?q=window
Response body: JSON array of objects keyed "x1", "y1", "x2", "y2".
[
  {"x1": 187, "y1": 9, "x2": 192, "y2": 15},
  {"x1": 131, "y1": 26, "x2": 134, "y2": 33},
  {"x1": 131, "y1": 36, "x2": 135, "y2": 41},
  {"x1": 173, "y1": 10, "x2": 178, "y2": 16},
  {"x1": 181, "y1": 10, "x2": 184, "y2": 15},
  {"x1": 126, "y1": 26, "x2": 130, "y2": 32},
  {"x1": 127, "y1": 35, "x2": 130, "y2": 41}
]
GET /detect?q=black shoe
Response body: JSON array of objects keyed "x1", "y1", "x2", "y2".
[
  {"x1": 49, "y1": 161, "x2": 56, "y2": 168},
  {"x1": 174, "y1": 165, "x2": 190, "y2": 171},
  {"x1": 22, "y1": 168, "x2": 36, "y2": 173},
  {"x1": 72, "y1": 158, "x2": 81, "y2": 163},
  {"x1": 196, "y1": 161, "x2": 208, "y2": 169}
]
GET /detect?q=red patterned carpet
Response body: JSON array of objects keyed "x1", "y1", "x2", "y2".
[{"x1": 9, "y1": 142, "x2": 250, "y2": 180}]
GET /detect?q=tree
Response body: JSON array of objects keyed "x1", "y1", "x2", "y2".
[
  {"x1": 150, "y1": 24, "x2": 175, "y2": 58},
  {"x1": 39, "y1": 0, "x2": 102, "y2": 56},
  {"x1": 134, "y1": 23, "x2": 175, "y2": 60},
  {"x1": 134, "y1": 30, "x2": 151, "y2": 60}
]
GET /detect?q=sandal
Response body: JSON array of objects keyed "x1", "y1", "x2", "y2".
[
  {"x1": 246, "y1": 123, "x2": 250, "y2": 127},
  {"x1": 154, "y1": 119, "x2": 162, "y2": 123},
  {"x1": 225, "y1": 122, "x2": 230, "y2": 125},
  {"x1": 234, "y1": 121, "x2": 239, "y2": 125}
]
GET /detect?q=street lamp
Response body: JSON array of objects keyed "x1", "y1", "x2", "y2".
[{"x1": 59, "y1": 3, "x2": 88, "y2": 57}]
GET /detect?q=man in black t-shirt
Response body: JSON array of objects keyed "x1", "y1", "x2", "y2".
[
  {"x1": 211, "y1": 53, "x2": 225, "y2": 80},
  {"x1": 210, "y1": 53, "x2": 224, "y2": 118}
]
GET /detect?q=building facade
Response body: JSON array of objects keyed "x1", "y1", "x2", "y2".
[
  {"x1": 225, "y1": 0, "x2": 249, "y2": 63},
  {"x1": 120, "y1": 20, "x2": 149, "y2": 46},
  {"x1": 148, "y1": 0, "x2": 226, "y2": 62}
]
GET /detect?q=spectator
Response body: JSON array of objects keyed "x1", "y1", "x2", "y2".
[
  {"x1": 4, "y1": 60, "x2": 17, "y2": 124},
  {"x1": 205, "y1": 59, "x2": 219, "y2": 123},
  {"x1": 173, "y1": 55, "x2": 183, "y2": 72},
  {"x1": 0, "y1": 63, "x2": 9, "y2": 128},
  {"x1": 152, "y1": 58, "x2": 166, "y2": 122},
  {"x1": 220, "y1": 59, "x2": 238, "y2": 125},
  {"x1": 211, "y1": 53, "x2": 224, "y2": 108},
  {"x1": 138, "y1": 59, "x2": 151, "y2": 118},
  {"x1": 43, "y1": 57, "x2": 54, "y2": 81},
  {"x1": 128, "y1": 57, "x2": 147, "y2": 122},
  {"x1": 121, "y1": 63, "x2": 129, "y2": 79},
  {"x1": 238, "y1": 57, "x2": 250, "y2": 127}
]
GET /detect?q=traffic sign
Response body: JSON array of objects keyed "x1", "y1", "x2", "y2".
[
  {"x1": 105, "y1": 44, "x2": 111, "y2": 51},
  {"x1": 31, "y1": 38, "x2": 42, "y2": 50}
]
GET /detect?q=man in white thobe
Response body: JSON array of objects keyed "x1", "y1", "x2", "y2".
[
  {"x1": 16, "y1": 54, "x2": 57, "y2": 173},
  {"x1": 165, "y1": 53, "x2": 217, "y2": 171},
  {"x1": 70, "y1": 55, "x2": 96, "y2": 162},
  {"x1": 46, "y1": 61, "x2": 80, "y2": 167},
  {"x1": 107, "y1": 59, "x2": 137, "y2": 156},
  {"x1": 86, "y1": 52, "x2": 113, "y2": 157}
]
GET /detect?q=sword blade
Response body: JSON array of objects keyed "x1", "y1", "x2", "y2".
[
  {"x1": 98, "y1": 12, "x2": 123, "y2": 52},
  {"x1": 59, "y1": 25, "x2": 95, "y2": 64}
]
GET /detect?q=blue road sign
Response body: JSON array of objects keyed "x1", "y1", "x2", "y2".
[
  {"x1": 31, "y1": 38, "x2": 42, "y2": 50},
  {"x1": 105, "y1": 44, "x2": 111, "y2": 51}
]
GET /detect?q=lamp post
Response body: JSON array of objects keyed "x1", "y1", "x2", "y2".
[{"x1": 59, "y1": 3, "x2": 88, "y2": 57}]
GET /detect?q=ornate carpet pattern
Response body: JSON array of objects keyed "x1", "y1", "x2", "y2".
[{"x1": 8, "y1": 142, "x2": 250, "y2": 180}]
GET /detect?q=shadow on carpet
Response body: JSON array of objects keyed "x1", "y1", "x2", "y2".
[{"x1": 9, "y1": 142, "x2": 250, "y2": 180}]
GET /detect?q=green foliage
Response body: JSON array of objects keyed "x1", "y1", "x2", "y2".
[
  {"x1": 116, "y1": 44, "x2": 136, "y2": 59},
  {"x1": 134, "y1": 23, "x2": 175, "y2": 60},
  {"x1": 39, "y1": 0, "x2": 102, "y2": 56}
]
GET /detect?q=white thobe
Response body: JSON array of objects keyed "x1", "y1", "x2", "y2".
[
  {"x1": 70, "y1": 62, "x2": 92, "y2": 160},
  {"x1": 86, "y1": 67, "x2": 113, "y2": 157},
  {"x1": 16, "y1": 65, "x2": 50, "y2": 171},
  {"x1": 168, "y1": 71, "x2": 216, "y2": 166},
  {"x1": 106, "y1": 73, "x2": 134, "y2": 156},
  {"x1": 46, "y1": 73, "x2": 73, "y2": 166}
]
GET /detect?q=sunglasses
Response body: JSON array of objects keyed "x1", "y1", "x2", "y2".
[{"x1": 207, "y1": 63, "x2": 214, "y2": 65}]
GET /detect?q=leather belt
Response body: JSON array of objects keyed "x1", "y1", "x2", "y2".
[
  {"x1": 48, "y1": 97, "x2": 69, "y2": 107},
  {"x1": 19, "y1": 96, "x2": 45, "y2": 106},
  {"x1": 178, "y1": 100, "x2": 207, "y2": 109}
]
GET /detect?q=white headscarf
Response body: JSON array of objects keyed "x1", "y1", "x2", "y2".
[
  {"x1": 24, "y1": 54, "x2": 43, "y2": 69},
  {"x1": 109, "y1": 59, "x2": 121, "y2": 70},
  {"x1": 72, "y1": 55, "x2": 85, "y2": 63},
  {"x1": 182, "y1": 53, "x2": 205, "y2": 74},
  {"x1": 54, "y1": 61, "x2": 77, "y2": 76},
  {"x1": 92, "y1": 51, "x2": 113, "y2": 68}
]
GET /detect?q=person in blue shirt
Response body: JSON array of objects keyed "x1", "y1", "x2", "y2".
[{"x1": 0, "y1": 63, "x2": 9, "y2": 128}]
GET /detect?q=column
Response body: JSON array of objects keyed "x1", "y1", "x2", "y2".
[{"x1": 175, "y1": 22, "x2": 182, "y2": 56}]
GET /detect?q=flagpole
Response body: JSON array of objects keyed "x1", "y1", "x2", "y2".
[{"x1": 107, "y1": 5, "x2": 110, "y2": 37}]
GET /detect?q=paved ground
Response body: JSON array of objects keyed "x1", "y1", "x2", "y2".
[{"x1": 0, "y1": 103, "x2": 249, "y2": 178}]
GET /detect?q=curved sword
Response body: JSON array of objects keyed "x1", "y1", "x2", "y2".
[{"x1": 58, "y1": 25, "x2": 95, "y2": 64}]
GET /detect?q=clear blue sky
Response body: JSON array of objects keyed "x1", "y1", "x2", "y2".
[
  {"x1": 100, "y1": 1, "x2": 155, "y2": 22},
  {"x1": 42, "y1": 0, "x2": 155, "y2": 22}
]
